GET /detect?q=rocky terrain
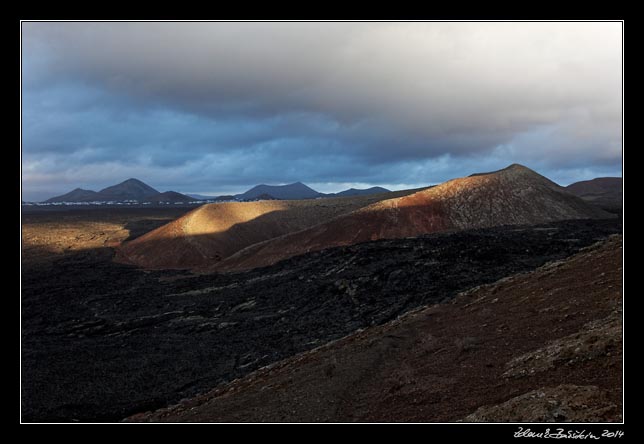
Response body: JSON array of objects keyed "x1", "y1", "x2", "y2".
[
  {"x1": 127, "y1": 235, "x2": 622, "y2": 423},
  {"x1": 22, "y1": 212, "x2": 620, "y2": 422}
]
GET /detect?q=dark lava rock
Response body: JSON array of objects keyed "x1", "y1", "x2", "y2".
[{"x1": 21, "y1": 218, "x2": 621, "y2": 422}]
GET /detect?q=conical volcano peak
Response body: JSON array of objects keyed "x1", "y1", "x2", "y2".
[
  {"x1": 469, "y1": 163, "x2": 535, "y2": 177},
  {"x1": 499, "y1": 164, "x2": 564, "y2": 188},
  {"x1": 506, "y1": 163, "x2": 529, "y2": 170},
  {"x1": 499, "y1": 163, "x2": 539, "y2": 176},
  {"x1": 123, "y1": 178, "x2": 146, "y2": 185},
  {"x1": 465, "y1": 163, "x2": 561, "y2": 193},
  {"x1": 98, "y1": 178, "x2": 159, "y2": 200}
]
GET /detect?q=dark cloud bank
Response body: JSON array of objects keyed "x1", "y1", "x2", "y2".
[{"x1": 22, "y1": 22, "x2": 622, "y2": 201}]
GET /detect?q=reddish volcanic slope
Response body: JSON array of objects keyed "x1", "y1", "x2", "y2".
[
  {"x1": 127, "y1": 235, "x2": 622, "y2": 423},
  {"x1": 214, "y1": 164, "x2": 610, "y2": 272},
  {"x1": 117, "y1": 191, "x2": 412, "y2": 269},
  {"x1": 119, "y1": 164, "x2": 610, "y2": 272}
]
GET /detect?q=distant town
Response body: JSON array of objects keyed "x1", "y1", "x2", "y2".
[{"x1": 22, "y1": 198, "x2": 226, "y2": 207}]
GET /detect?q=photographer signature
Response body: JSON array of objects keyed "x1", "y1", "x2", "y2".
[{"x1": 514, "y1": 427, "x2": 624, "y2": 439}]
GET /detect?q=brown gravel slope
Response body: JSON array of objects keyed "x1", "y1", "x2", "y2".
[
  {"x1": 128, "y1": 235, "x2": 623, "y2": 423},
  {"x1": 215, "y1": 164, "x2": 610, "y2": 272},
  {"x1": 117, "y1": 190, "x2": 417, "y2": 269}
]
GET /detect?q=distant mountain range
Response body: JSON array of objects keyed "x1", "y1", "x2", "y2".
[
  {"x1": 232, "y1": 183, "x2": 392, "y2": 200},
  {"x1": 42, "y1": 179, "x2": 392, "y2": 203},
  {"x1": 187, "y1": 193, "x2": 220, "y2": 200},
  {"x1": 39, "y1": 175, "x2": 625, "y2": 208},
  {"x1": 327, "y1": 186, "x2": 391, "y2": 197},
  {"x1": 234, "y1": 182, "x2": 322, "y2": 201},
  {"x1": 44, "y1": 179, "x2": 193, "y2": 203},
  {"x1": 143, "y1": 191, "x2": 195, "y2": 203}
]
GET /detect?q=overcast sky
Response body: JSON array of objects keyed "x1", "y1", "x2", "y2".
[{"x1": 22, "y1": 22, "x2": 622, "y2": 201}]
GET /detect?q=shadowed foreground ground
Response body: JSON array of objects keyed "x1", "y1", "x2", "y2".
[
  {"x1": 22, "y1": 211, "x2": 620, "y2": 422},
  {"x1": 129, "y1": 235, "x2": 622, "y2": 423}
]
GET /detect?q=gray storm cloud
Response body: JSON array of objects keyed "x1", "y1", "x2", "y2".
[{"x1": 21, "y1": 22, "x2": 622, "y2": 200}]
